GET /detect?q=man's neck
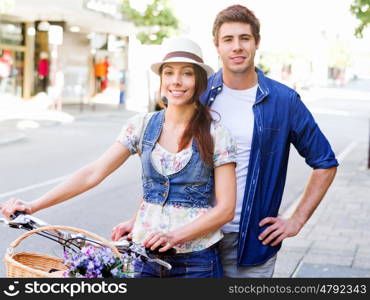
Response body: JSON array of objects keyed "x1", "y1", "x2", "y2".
[{"x1": 222, "y1": 67, "x2": 258, "y2": 90}]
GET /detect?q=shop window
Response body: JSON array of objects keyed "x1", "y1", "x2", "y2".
[
  {"x1": 0, "y1": 49, "x2": 24, "y2": 97},
  {"x1": 0, "y1": 20, "x2": 25, "y2": 46}
]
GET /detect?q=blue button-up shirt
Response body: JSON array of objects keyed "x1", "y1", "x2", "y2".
[{"x1": 201, "y1": 68, "x2": 339, "y2": 266}]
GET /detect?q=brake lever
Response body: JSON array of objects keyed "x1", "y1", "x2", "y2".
[
  {"x1": 128, "y1": 243, "x2": 172, "y2": 270},
  {"x1": 9, "y1": 210, "x2": 26, "y2": 220},
  {"x1": 7, "y1": 211, "x2": 67, "y2": 243},
  {"x1": 8, "y1": 213, "x2": 35, "y2": 230},
  {"x1": 9, "y1": 212, "x2": 48, "y2": 230}
]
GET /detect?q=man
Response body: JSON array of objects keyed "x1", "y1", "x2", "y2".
[{"x1": 199, "y1": 5, "x2": 338, "y2": 277}]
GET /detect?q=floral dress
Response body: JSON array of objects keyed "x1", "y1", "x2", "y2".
[{"x1": 117, "y1": 112, "x2": 237, "y2": 253}]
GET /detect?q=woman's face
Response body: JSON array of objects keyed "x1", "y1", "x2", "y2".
[{"x1": 161, "y1": 62, "x2": 196, "y2": 107}]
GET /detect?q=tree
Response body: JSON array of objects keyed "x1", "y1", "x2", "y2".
[
  {"x1": 351, "y1": 0, "x2": 370, "y2": 38},
  {"x1": 122, "y1": 0, "x2": 179, "y2": 44}
]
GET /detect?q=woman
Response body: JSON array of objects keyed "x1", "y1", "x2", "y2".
[{"x1": 1, "y1": 37, "x2": 237, "y2": 278}]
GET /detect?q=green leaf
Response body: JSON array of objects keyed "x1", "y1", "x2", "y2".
[
  {"x1": 350, "y1": 0, "x2": 370, "y2": 38},
  {"x1": 121, "y1": 0, "x2": 179, "y2": 44}
]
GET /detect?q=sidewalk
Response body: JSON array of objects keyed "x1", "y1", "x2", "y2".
[
  {"x1": 0, "y1": 94, "x2": 72, "y2": 145},
  {"x1": 273, "y1": 141, "x2": 370, "y2": 277},
  {"x1": 0, "y1": 95, "x2": 136, "y2": 146}
]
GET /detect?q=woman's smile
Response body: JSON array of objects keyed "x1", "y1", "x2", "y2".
[{"x1": 169, "y1": 89, "x2": 187, "y2": 97}]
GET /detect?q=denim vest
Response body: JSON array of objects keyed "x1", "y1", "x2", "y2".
[{"x1": 140, "y1": 110, "x2": 214, "y2": 208}]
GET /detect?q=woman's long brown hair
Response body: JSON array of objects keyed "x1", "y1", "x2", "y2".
[{"x1": 159, "y1": 64, "x2": 214, "y2": 166}]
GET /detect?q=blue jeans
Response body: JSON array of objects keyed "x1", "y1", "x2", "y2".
[{"x1": 133, "y1": 245, "x2": 223, "y2": 278}]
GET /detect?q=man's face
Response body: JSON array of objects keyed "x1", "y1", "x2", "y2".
[{"x1": 215, "y1": 22, "x2": 259, "y2": 75}]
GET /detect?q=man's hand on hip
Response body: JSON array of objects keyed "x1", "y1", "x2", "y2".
[{"x1": 258, "y1": 216, "x2": 302, "y2": 246}]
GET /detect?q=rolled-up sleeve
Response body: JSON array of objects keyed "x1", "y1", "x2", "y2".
[{"x1": 290, "y1": 93, "x2": 339, "y2": 169}]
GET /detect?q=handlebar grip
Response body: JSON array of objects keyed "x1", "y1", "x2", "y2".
[
  {"x1": 147, "y1": 247, "x2": 177, "y2": 256},
  {"x1": 10, "y1": 211, "x2": 26, "y2": 220}
]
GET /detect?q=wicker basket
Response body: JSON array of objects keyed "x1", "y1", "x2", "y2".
[{"x1": 4, "y1": 225, "x2": 120, "y2": 278}]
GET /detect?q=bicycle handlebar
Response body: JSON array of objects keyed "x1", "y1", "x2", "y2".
[{"x1": 1, "y1": 211, "x2": 175, "y2": 270}]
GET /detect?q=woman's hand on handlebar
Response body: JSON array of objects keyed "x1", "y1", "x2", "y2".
[
  {"x1": 111, "y1": 219, "x2": 135, "y2": 241},
  {"x1": 142, "y1": 231, "x2": 177, "y2": 253},
  {"x1": 0, "y1": 198, "x2": 33, "y2": 219}
]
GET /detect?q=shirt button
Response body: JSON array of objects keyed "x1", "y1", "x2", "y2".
[
  {"x1": 211, "y1": 86, "x2": 215, "y2": 89},
  {"x1": 162, "y1": 193, "x2": 167, "y2": 197},
  {"x1": 210, "y1": 97, "x2": 214, "y2": 101},
  {"x1": 218, "y1": 87, "x2": 221, "y2": 91},
  {"x1": 163, "y1": 182, "x2": 168, "y2": 187}
]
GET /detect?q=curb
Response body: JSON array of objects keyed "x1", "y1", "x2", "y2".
[{"x1": 0, "y1": 131, "x2": 27, "y2": 145}]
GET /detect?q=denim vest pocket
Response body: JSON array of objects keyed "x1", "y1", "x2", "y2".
[
  {"x1": 183, "y1": 184, "x2": 212, "y2": 208},
  {"x1": 184, "y1": 184, "x2": 208, "y2": 198},
  {"x1": 185, "y1": 183, "x2": 207, "y2": 194}
]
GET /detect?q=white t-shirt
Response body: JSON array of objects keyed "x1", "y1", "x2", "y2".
[{"x1": 211, "y1": 84, "x2": 257, "y2": 232}]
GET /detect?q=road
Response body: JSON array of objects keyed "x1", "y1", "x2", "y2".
[{"x1": 0, "y1": 79, "x2": 370, "y2": 276}]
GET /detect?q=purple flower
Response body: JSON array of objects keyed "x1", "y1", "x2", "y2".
[{"x1": 63, "y1": 245, "x2": 136, "y2": 278}]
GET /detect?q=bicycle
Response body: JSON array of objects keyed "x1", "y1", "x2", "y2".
[{"x1": 0, "y1": 211, "x2": 174, "y2": 278}]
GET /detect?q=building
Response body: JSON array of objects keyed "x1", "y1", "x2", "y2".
[{"x1": 0, "y1": 0, "x2": 132, "y2": 107}]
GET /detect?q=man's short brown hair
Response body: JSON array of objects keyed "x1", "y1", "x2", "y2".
[{"x1": 212, "y1": 5, "x2": 260, "y2": 45}]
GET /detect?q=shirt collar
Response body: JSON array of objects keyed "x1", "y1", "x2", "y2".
[{"x1": 211, "y1": 67, "x2": 270, "y2": 103}]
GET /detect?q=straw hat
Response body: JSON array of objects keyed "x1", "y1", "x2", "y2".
[{"x1": 151, "y1": 37, "x2": 214, "y2": 77}]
